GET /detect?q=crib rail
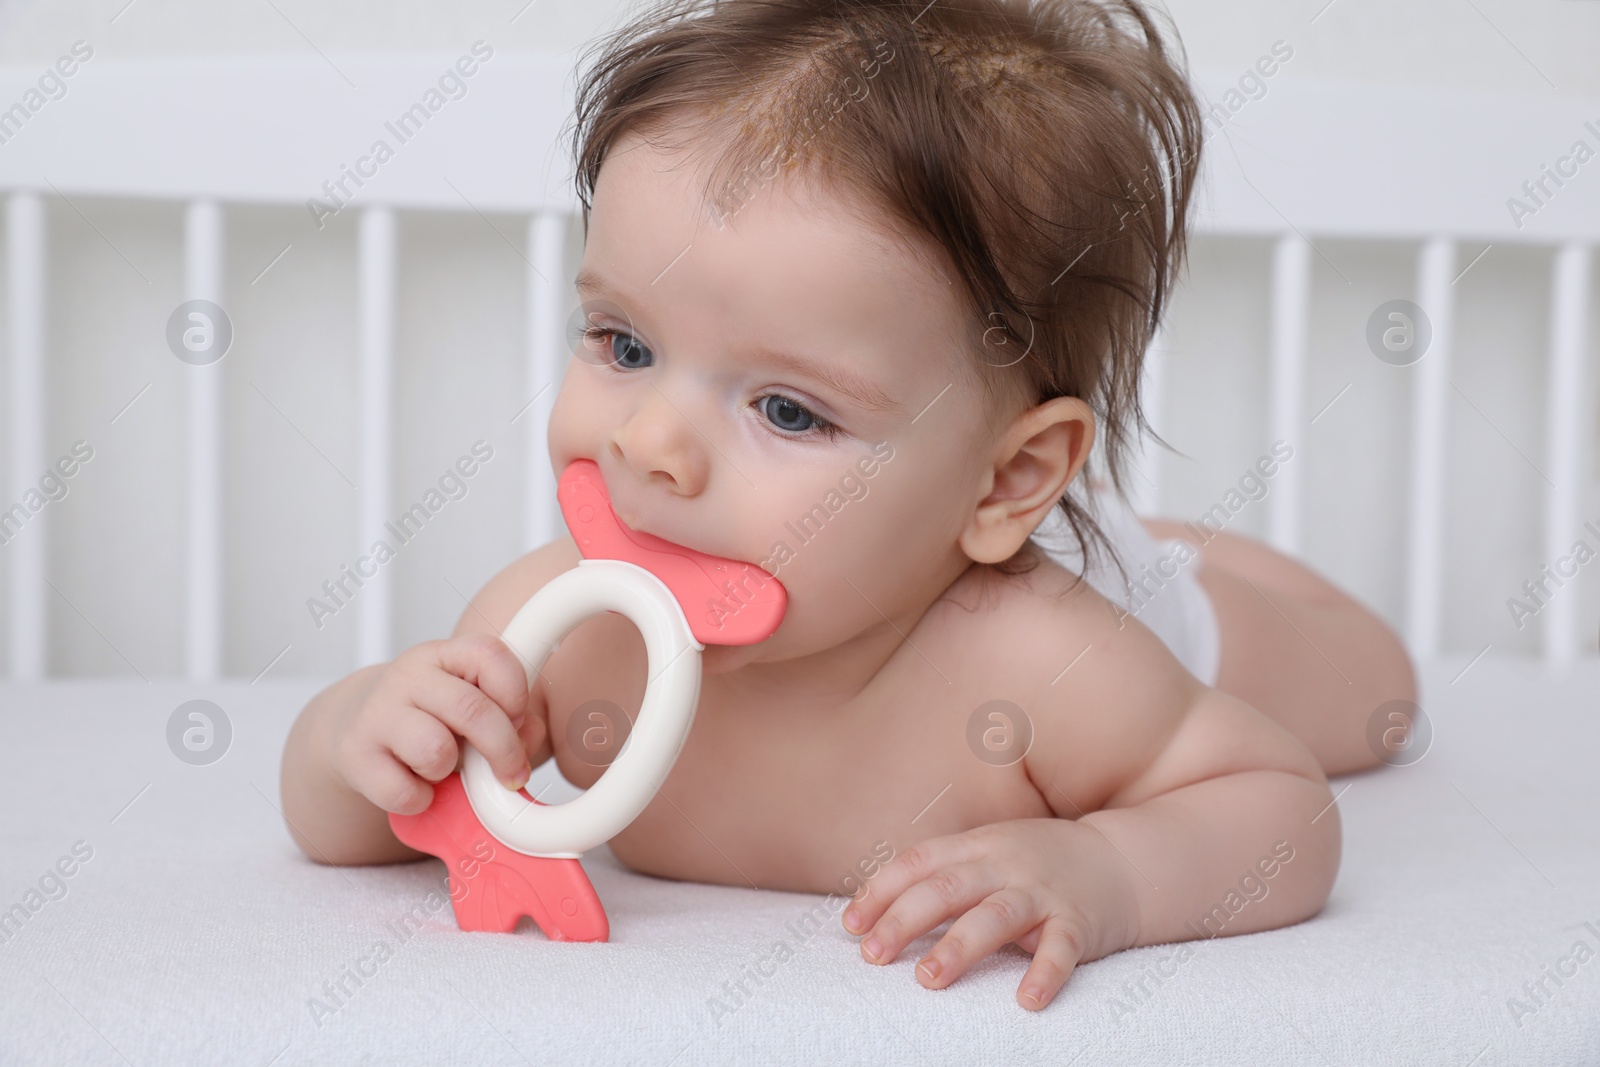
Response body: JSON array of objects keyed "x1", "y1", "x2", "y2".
[{"x1": 1, "y1": 56, "x2": 1596, "y2": 677}]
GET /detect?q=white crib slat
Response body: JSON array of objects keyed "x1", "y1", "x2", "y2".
[
  {"x1": 6, "y1": 192, "x2": 47, "y2": 680},
  {"x1": 1267, "y1": 234, "x2": 1311, "y2": 555},
  {"x1": 1405, "y1": 238, "x2": 1456, "y2": 660},
  {"x1": 357, "y1": 207, "x2": 396, "y2": 667},
  {"x1": 526, "y1": 211, "x2": 567, "y2": 550},
  {"x1": 184, "y1": 200, "x2": 225, "y2": 680},
  {"x1": 1128, "y1": 324, "x2": 1166, "y2": 515},
  {"x1": 1543, "y1": 243, "x2": 1592, "y2": 663}
]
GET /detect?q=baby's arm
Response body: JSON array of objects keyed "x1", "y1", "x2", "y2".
[
  {"x1": 1064, "y1": 680, "x2": 1339, "y2": 947},
  {"x1": 845, "y1": 599, "x2": 1338, "y2": 1009},
  {"x1": 278, "y1": 538, "x2": 579, "y2": 866}
]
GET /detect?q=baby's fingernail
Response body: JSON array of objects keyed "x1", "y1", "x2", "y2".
[
  {"x1": 917, "y1": 957, "x2": 942, "y2": 982},
  {"x1": 1020, "y1": 987, "x2": 1043, "y2": 1008},
  {"x1": 843, "y1": 908, "x2": 860, "y2": 931},
  {"x1": 863, "y1": 937, "x2": 883, "y2": 961}
]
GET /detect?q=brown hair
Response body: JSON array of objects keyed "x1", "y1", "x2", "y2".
[{"x1": 568, "y1": 0, "x2": 1203, "y2": 591}]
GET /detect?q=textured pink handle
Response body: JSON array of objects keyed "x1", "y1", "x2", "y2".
[
  {"x1": 390, "y1": 774, "x2": 609, "y2": 942},
  {"x1": 557, "y1": 459, "x2": 786, "y2": 646}
]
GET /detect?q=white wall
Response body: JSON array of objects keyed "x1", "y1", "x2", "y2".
[{"x1": 3, "y1": 0, "x2": 1596, "y2": 97}]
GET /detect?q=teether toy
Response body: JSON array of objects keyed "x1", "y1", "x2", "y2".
[{"x1": 389, "y1": 460, "x2": 786, "y2": 941}]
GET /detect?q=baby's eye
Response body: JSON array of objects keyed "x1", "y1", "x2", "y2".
[
  {"x1": 585, "y1": 327, "x2": 653, "y2": 369},
  {"x1": 757, "y1": 394, "x2": 833, "y2": 437}
]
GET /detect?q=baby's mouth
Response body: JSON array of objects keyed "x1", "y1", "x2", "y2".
[{"x1": 556, "y1": 460, "x2": 786, "y2": 646}]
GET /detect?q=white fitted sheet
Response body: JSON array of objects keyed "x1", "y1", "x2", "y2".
[{"x1": 1, "y1": 662, "x2": 1597, "y2": 1065}]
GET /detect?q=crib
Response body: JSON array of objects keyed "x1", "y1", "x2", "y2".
[
  {"x1": 1, "y1": 49, "x2": 1597, "y2": 1067},
  {"x1": 1, "y1": 51, "x2": 1596, "y2": 680}
]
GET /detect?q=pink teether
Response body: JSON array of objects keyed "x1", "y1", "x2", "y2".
[
  {"x1": 557, "y1": 458, "x2": 786, "y2": 646},
  {"x1": 390, "y1": 460, "x2": 786, "y2": 941},
  {"x1": 390, "y1": 774, "x2": 607, "y2": 941}
]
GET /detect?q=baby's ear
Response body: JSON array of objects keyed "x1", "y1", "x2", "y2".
[{"x1": 959, "y1": 396, "x2": 1095, "y2": 565}]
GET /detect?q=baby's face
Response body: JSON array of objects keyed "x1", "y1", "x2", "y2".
[{"x1": 548, "y1": 129, "x2": 1009, "y2": 670}]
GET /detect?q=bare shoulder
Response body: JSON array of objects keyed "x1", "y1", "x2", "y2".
[
  {"x1": 449, "y1": 535, "x2": 583, "y2": 639},
  {"x1": 927, "y1": 543, "x2": 1173, "y2": 697},
  {"x1": 933, "y1": 545, "x2": 1321, "y2": 817},
  {"x1": 960, "y1": 550, "x2": 1324, "y2": 819}
]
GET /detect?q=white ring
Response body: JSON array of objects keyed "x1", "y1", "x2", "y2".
[{"x1": 461, "y1": 558, "x2": 703, "y2": 857}]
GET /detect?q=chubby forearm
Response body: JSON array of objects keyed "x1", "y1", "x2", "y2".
[
  {"x1": 1080, "y1": 769, "x2": 1340, "y2": 949},
  {"x1": 279, "y1": 665, "x2": 424, "y2": 866}
]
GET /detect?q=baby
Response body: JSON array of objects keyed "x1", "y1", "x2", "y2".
[{"x1": 281, "y1": 0, "x2": 1417, "y2": 1011}]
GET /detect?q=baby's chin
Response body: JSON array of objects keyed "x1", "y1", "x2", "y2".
[
  {"x1": 698, "y1": 625, "x2": 838, "y2": 678},
  {"x1": 698, "y1": 642, "x2": 765, "y2": 675}
]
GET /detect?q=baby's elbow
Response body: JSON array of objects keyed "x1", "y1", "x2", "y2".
[
  {"x1": 287, "y1": 823, "x2": 340, "y2": 866},
  {"x1": 287, "y1": 821, "x2": 424, "y2": 867},
  {"x1": 280, "y1": 810, "x2": 348, "y2": 866}
]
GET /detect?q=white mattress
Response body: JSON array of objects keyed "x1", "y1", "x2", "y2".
[{"x1": 2, "y1": 661, "x2": 1597, "y2": 1065}]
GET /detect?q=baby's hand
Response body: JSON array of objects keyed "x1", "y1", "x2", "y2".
[
  {"x1": 331, "y1": 634, "x2": 542, "y2": 816},
  {"x1": 841, "y1": 818, "x2": 1140, "y2": 1010}
]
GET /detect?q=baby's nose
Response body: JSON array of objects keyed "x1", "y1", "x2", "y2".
[{"x1": 608, "y1": 389, "x2": 710, "y2": 495}]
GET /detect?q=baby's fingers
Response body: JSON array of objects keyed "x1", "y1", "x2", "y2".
[
  {"x1": 1016, "y1": 920, "x2": 1085, "y2": 1011},
  {"x1": 409, "y1": 672, "x2": 529, "y2": 790},
  {"x1": 388, "y1": 704, "x2": 467, "y2": 784},
  {"x1": 915, "y1": 888, "x2": 1042, "y2": 992},
  {"x1": 345, "y1": 739, "x2": 436, "y2": 816},
  {"x1": 844, "y1": 834, "x2": 976, "y2": 938},
  {"x1": 856, "y1": 859, "x2": 998, "y2": 966},
  {"x1": 435, "y1": 633, "x2": 532, "y2": 727}
]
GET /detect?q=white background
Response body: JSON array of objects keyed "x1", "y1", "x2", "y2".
[{"x1": 0, "y1": 0, "x2": 1596, "y2": 677}]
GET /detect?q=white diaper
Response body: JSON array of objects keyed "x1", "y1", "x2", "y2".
[{"x1": 1032, "y1": 484, "x2": 1222, "y2": 687}]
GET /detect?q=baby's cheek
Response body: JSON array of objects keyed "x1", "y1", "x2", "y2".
[
  {"x1": 772, "y1": 578, "x2": 880, "y2": 656},
  {"x1": 546, "y1": 366, "x2": 609, "y2": 459}
]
